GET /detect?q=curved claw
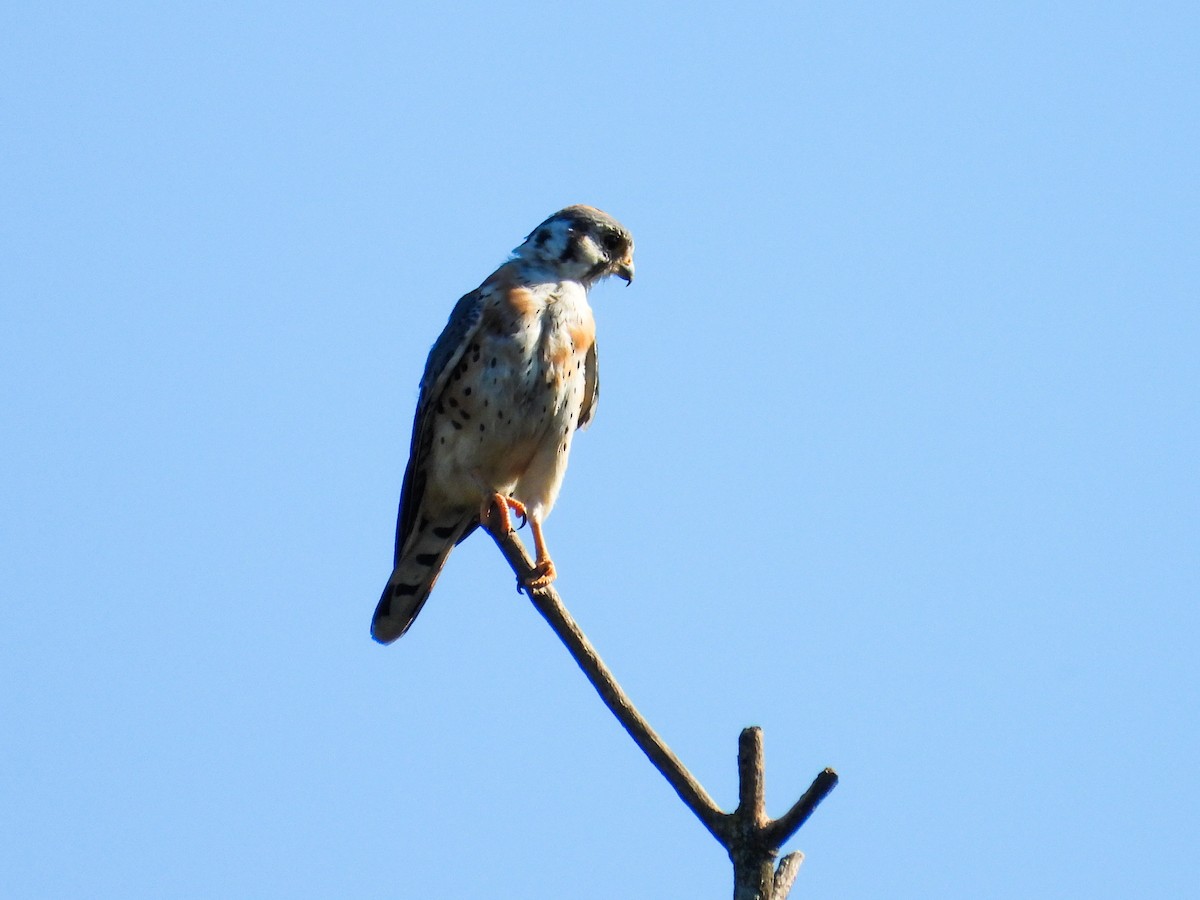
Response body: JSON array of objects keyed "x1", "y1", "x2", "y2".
[{"x1": 481, "y1": 493, "x2": 528, "y2": 535}]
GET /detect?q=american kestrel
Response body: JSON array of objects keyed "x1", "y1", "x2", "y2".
[{"x1": 371, "y1": 205, "x2": 635, "y2": 644}]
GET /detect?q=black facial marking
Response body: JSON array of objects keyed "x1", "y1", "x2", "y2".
[
  {"x1": 535, "y1": 229, "x2": 550, "y2": 247},
  {"x1": 562, "y1": 236, "x2": 580, "y2": 262}
]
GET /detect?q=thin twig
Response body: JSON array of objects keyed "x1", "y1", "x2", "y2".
[
  {"x1": 765, "y1": 768, "x2": 840, "y2": 847},
  {"x1": 486, "y1": 524, "x2": 727, "y2": 843}
]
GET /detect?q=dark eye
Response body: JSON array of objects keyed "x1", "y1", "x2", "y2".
[{"x1": 603, "y1": 232, "x2": 625, "y2": 254}]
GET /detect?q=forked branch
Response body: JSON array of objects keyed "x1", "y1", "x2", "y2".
[{"x1": 485, "y1": 524, "x2": 838, "y2": 900}]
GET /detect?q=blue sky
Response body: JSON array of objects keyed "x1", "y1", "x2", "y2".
[{"x1": 3, "y1": 2, "x2": 1197, "y2": 897}]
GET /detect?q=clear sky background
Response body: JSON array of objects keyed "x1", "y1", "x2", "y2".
[{"x1": 3, "y1": 2, "x2": 1197, "y2": 897}]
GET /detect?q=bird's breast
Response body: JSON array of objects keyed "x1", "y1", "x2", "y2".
[
  {"x1": 425, "y1": 282, "x2": 593, "y2": 505},
  {"x1": 489, "y1": 282, "x2": 593, "y2": 405}
]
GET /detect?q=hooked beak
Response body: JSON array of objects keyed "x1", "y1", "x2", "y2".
[{"x1": 614, "y1": 259, "x2": 635, "y2": 285}]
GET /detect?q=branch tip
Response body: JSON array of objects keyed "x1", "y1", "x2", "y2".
[
  {"x1": 736, "y1": 726, "x2": 767, "y2": 827},
  {"x1": 772, "y1": 852, "x2": 805, "y2": 899}
]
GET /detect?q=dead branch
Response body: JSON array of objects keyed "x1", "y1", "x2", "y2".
[{"x1": 485, "y1": 524, "x2": 838, "y2": 899}]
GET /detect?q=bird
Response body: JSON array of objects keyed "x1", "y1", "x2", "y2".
[{"x1": 371, "y1": 205, "x2": 635, "y2": 644}]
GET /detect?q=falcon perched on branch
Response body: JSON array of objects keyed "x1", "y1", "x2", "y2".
[{"x1": 371, "y1": 205, "x2": 635, "y2": 644}]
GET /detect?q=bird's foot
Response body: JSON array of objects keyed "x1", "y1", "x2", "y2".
[
  {"x1": 524, "y1": 556, "x2": 557, "y2": 592},
  {"x1": 481, "y1": 493, "x2": 527, "y2": 534}
]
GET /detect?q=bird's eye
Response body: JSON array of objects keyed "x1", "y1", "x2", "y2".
[{"x1": 603, "y1": 232, "x2": 625, "y2": 254}]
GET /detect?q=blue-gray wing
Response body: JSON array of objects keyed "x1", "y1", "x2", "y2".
[
  {"x1": 393, "y1": 289, "x2": 487, "y2": 560},
  {"x1": 419, "y1": 289, "x2": 486, "y2": 402},
  {"x1": 578, "y1": 339, "x2": 600, "y2": 429}
]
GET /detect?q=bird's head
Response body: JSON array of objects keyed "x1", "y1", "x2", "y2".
[{"x1": 514, "y1": 205, "x2": 635, "y2": 287}]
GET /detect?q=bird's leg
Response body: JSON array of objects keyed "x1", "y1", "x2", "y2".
[
  {"x1": 481, "y1": 493, "x2": 554, "y2": 590},
  {"x1": 525, "y1": 516, "x2": 557, "y2": 590},
  {"x1": 481, "y1": 493, "x2": 527, "y2": 534}
]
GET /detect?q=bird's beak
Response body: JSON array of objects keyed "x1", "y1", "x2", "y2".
[{"x1": 614, "y1": 259, "x2": 635, "y2": 285}]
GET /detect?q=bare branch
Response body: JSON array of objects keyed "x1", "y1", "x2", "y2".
[
  {"x1": 485, "y1": 522, "x2": 837, "y2": 898},
  {"x1": 772, "y1": 852, "x2": 804, "y2": 899},
  {"x1": 486, "y1": 525, "x2": 727, "y2": 843},
  {"x1": 765, "y1": 768, "x2": 840, "y2": 848},
  {"x1": 736, "y1": 727, "x2": 767, "y2": 829}
]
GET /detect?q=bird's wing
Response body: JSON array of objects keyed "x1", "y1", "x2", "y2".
[
  {"x1": 393, "y1": 288, "x2": 487, "y2": 562},
  {"x1": 578, "y1": 338, "x2": 600, "y2": 430}
]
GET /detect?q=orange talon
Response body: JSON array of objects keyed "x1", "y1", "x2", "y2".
[
  {"x1": 481, "y1": 493, "x2": 527, "y2": 535},
  {"x1": 526, "y1": 558, "x2": 557, "y2": 590}
]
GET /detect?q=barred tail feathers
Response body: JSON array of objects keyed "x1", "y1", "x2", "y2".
[{"x1": 371, "y1": 516, "x2": 472, "y2": 644}]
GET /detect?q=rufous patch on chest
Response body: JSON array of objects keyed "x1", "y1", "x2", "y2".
[
  {"x1": 567, "y1": 313, "x2": 595, "y2": 353},
  {"x1": 504, "y1": 286, "x2": 539, "y2": 318}
]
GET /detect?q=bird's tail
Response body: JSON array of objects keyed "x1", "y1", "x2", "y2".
[{"x1": 371, "y1": 515, "x2": 474, "y2": 644}]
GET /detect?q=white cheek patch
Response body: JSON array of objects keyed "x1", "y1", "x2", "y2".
[{"x1": 575, "y1": 234, "x2": 605, "y2": 267}]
